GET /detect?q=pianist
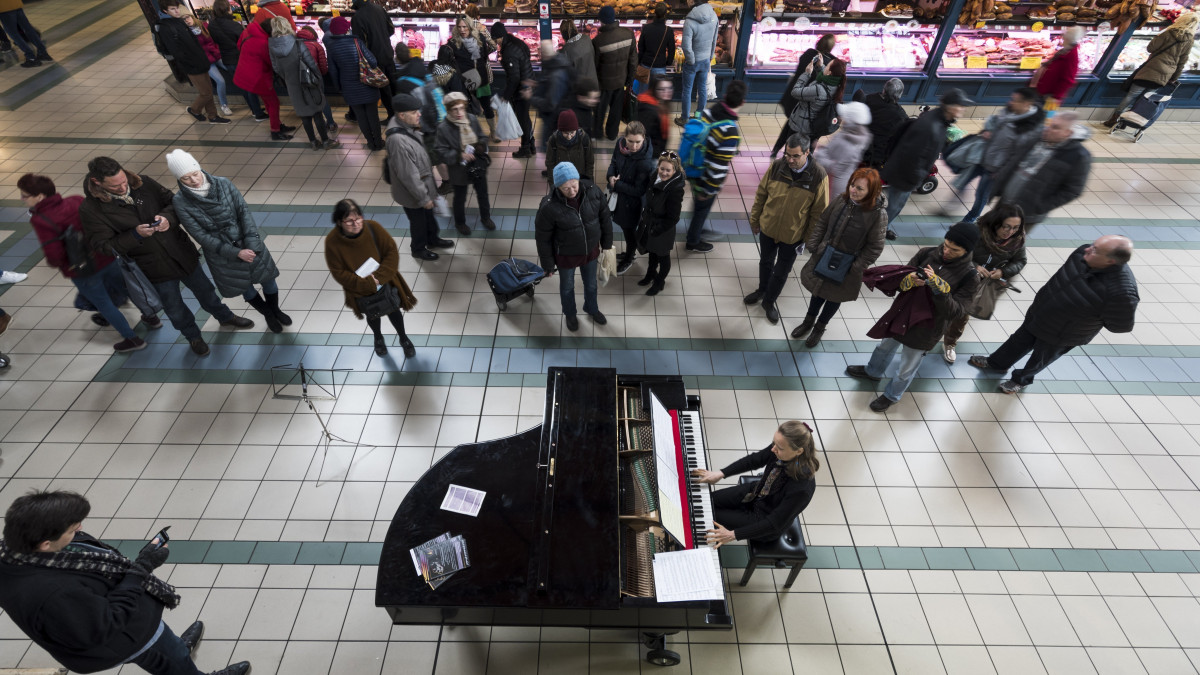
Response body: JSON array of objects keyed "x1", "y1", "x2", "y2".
[{"x1": 692, "y1": 421, "x2": 819, "y2": 546}]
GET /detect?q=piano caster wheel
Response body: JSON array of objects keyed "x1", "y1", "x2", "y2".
[
  {"x1": 0, "y1": 352, "x2": 9, "y2": 369},
  {"x1": 646, "y1": 648, "x2": 681, "y2": 667}
]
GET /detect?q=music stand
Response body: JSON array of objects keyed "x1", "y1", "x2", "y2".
[{"x1": 271, "y1": 362, "x2": 374, "y2": 484}]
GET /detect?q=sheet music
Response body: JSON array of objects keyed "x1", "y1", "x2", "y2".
[
  {"x1": 649, "y1": 393, "x2": 686, "y2": 547},
  {"x1": 652, "y1": 547, "x2": 724, "y2": 602},
  {"x1": 355, "y1": 257, "x2": 380, "y2": 278},
  {"x1": 440, "y1": 484, "x2": 486, "y2": 517}
]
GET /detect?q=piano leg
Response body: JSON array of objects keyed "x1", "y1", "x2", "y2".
[{"x1": 641, "y1": 632, "x2": 681, "y2": 667}]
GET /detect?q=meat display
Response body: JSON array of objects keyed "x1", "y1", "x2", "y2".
[
  {"x1": 942, "y1": 31, "x2": 1108, "y2": 70},
  {"x1": 750, "y1": 28, "x2": 933, "y2": 68}
]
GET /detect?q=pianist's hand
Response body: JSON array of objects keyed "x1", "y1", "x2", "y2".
[
  {"x1": 691, "y1": 468, "x2": 724, "y2": 484},
  {"x1": 705, "y1": 522, "x2": 735, "y2": 548}
]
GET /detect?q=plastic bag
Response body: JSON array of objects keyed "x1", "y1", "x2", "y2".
[
  {"x1": 113, "y1": 251, "x2": 163, "y2": 316},
  {"x1": 597, "y1": 248, "x2": 617, "y2": 287},
  {"x1": 707, "y1": 72, "x2": 718, "y2": 101},
  {"x1": 494, "y1": 97, "x2": 523, "y2": 141},
  {"x1": 433, "y1": 195, "x2": 451, "y2": 218}
]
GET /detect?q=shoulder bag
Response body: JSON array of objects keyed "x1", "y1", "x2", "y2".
[
  {"x1": 353, "y1": 224, "x2": 403, "y2": 319},
  {"x1": 356, "y1": 40, "x2": 390, "y2": 89},
  {"x1": 812, "y1": 202, "x2": 857, "y2": 283},
  {"x1": 635, "y1": 28, "x2": 669, "y2": 84},
  {"x1": 966, "y1": 276, "x2": 1016, "y2": 320}
]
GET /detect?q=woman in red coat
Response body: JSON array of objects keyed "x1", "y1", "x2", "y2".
[
  {"x1": 234, "y1": 21, "x2": 293, "y2": 140},
  {"x1": 1034, "y1": 26, "x2": 1083, "y2": 112}
]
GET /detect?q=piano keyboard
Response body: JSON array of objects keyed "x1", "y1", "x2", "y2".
[{"x1": 678, "y1": 410, "x2": 714, "y2": 544}]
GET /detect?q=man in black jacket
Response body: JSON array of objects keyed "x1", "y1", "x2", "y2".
[
  {"x1": 591, "y1": 6, "x2": 637, "y2": 140},
  {"x1": 351, "y1": 0, "x2": 397, "y2": 120},
  {"x1": 858, "y1": 78, "x2": 906, "y2": 169},
  {"x1": 990, "y1": 111, "x2": 1092, "y2": 225},
  {"x1": 491, "y1": 22, "x2": 535, "y2": 158},
  {"x1": 156, "y1": 0, "x2": 229, "y2": 124},
  {"x1": 970, "y1": 235, "x2": 1138, "y2": 394},
  {"x1": 536, "y1": 162, "x2": 613, "y2": 332},
  {"x1": 0, "y1": 490, "x2": 250, "y2": 675}
]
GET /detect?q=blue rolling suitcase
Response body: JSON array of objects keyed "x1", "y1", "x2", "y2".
[
  {"x1": 1111, "y1": 84, "x2": 1178, "y2": 143},
  {"x1": 486, "y1": 257, "x2": 545, "y2": 311}
]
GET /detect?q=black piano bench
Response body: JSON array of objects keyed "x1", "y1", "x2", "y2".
[{"x1": 736, "y1": 476, "x2": 808, "y2": 589}]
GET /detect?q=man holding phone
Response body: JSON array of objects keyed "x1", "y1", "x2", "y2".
[{"x1": 0, "y1": 490, "x2": 250, "y2": 675}]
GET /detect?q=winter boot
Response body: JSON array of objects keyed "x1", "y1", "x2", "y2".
[
  {"x1": 246, "y1": 294, "x2": 282, "y2": 333},
  {"x1": 485, "y1": 116, "x2": 500, "y2": 142},
  {"x1": 264, "y1": 292, "x2": 293, "y2": 327}
]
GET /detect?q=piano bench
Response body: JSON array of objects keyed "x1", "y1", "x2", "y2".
[{"x1": 736, "y1": 475, "x2": 808, "y2": 589}]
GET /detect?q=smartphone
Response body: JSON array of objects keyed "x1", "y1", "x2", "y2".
[{"x1": 151, "y1": 525, "x2": 171, "y2": 549}]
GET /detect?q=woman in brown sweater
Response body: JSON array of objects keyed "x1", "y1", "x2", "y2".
[{"x1": 324, "y1": 199, "x2": 418, "y2": 357}]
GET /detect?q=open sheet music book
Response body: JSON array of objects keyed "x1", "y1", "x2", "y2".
[{"x1": 651, "y1": 547, "x2": 725, "y2": 602}]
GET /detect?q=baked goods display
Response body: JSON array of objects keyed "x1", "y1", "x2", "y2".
[
  {"x1": 383, "y1": 0, "x2": 469, "y2": 13},
  {"x1": 1105, "y1": 0, "x2": 1154, "y2": 32}
]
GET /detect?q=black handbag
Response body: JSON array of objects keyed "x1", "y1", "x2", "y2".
[
  {"x1": 813, "y1": 203, "x2": 856, "y2": 283},
  {"x1": 353, "y1": 225, "x2": 403, "y2": 320}
]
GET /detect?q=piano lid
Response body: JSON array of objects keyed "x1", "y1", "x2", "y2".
[{"x1": 376, "y1": 367, "x2": 620, "y2": 611}]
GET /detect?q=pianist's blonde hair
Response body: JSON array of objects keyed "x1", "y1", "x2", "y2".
[{"x1": 778, "y1": 421, "x2": 819, "y2": 480}]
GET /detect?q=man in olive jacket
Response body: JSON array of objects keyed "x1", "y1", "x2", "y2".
[
  {"x1": 745, "y1": 133, "x2": 828, "y2": 325},
  {"x1": 79, "y1": 157, "x2": 252, "y2": 357},
  {"x1": 970, "y1": 235, "x2": 1138, "y2": 394},
  {"x1": 387, "y1": 94, "x2": 453, "y2": 261}
]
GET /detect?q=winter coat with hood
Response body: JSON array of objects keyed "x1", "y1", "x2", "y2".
[
  {"x1": 894, "y1": 245, "x2": 978, "y2": 351},
  {"x1": 682, "y1": 0, "x2": 718, "y2": 64},
  {"x1": 750, "y1": 158, "x2": 829, "y2": 246},
  {"x1": 813, "y1": 122, "x2": 872, "y2": 195},
  {"x1": 269, "y1": 33, "x2": 326, "y2": 117},
  {"x1": 593, "y1": 22, "x2": 637, "y2": 91},
  {"x1": 861, "y1": 90, "x2": 907, "y2": 168},
  {"x1": 386, "y1": 118, "x2": 438, "y2": 209},
  {"x1": 535, "y1": 180, "x2": 614, "y2": 273},
  {"x1": 173, "y1": 172, "x2": 280, "y2": 298},
  {"x1": 562, "y1": 33, "x2": 598, "y2": 84},
  {"x1": 31, "y1": 194, "x2": 116, "y2": 279},
  {"x1": 638, "y1": 172, "x2": 685, "y2": 257},
  {"x1": 78, "y1": 173, "x2": 197, "y2": 285},
  {"x1": 606, "y1": 136, "x2": 656, "y2": 227},
  {"x1": 880, "y1": 105, "x2": 951, "y2": 191},
  {"x1": 250, "y1": 0, "x2": 295, "y2": 31},
  {"x1": 434, "y1": 113, "x2": 489, "y2": 186},
  {"x1": 980, "y1": 105, "x2": 1046, "y2": 174},
  {"x1": 327, "y1": 32, "x2": 381, "y2": 105},
  {"x1": 233, "y1": 22, "x2": 275, "y2": 96},
  {"x1": 207, "y1": 15, "x2": 245, "y2": 71},
  {"x1": 800, "y1": 194, "x2": 887, "y2": 304},
  {"x1": 350, "y1": 0, "x2": 396, "y2": 71},
  {"x1": 1023, "y1": 244, "x2": 1138, "y2": 347},
  {"x1": 1131, "y1": 24, "x2": 1194, "y2": 87},
  {"x1": 991, "y1": 124, "x2": 1092, "y2": 224},
  {"x1": 787, "y1": 76, "x2": 836, "y2": 140},
  {"x1": 297, "y1": 27, "x2": 328, "y2": 74},
  {"x1": 155, "y1": 15, "x2": 210, "y2": 75},
  {"x1": 636, "y1": 89, "x2": 669, "y2": 154}
]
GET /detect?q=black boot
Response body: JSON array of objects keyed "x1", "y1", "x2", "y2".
[
  {"x1": 264, "y1": 292, "x2": 292, "y2": 327},
  {"x1": 637, "y1": 271, "x2": 655, "y2": 286},
  {"x1": 805, "y1": 322, "x2": 827, "y2": 348},
  {"x1": 246, "y1": 294, "x2": 282, "y2": 333}
]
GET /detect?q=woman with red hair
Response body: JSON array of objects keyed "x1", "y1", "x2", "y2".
[{"x1": 793, "y1": 167, "x2": 888, "y2": 347}]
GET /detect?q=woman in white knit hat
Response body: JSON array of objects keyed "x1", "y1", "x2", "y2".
[{"x1": 166, "y1": 149, "x2": 290, "y2": 332}]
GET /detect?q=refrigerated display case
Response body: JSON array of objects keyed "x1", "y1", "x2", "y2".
[
  {"x1": 746, "y1": 18, "x2": 939, "y2": 71},
  {"x1": 1108, "y1": 22, "x2": 1200, "y2": 77}
]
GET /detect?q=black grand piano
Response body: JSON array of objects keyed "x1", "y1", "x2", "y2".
[{"x1": 376, "y1": 367, "x2": 733, "y2": 666}]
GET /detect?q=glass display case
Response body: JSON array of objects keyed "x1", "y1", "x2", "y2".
[
  {"x1": 1109, "y1": 18, "x2": 1200, "y2": 77},
  {"x1": 746, "y1": 17, "x2": 940, "y2": 71},
  {"x1": 937, "y1": 23, "x2": 1115, "y2": 74}
]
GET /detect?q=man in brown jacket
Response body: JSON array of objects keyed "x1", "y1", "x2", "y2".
[{"x1": 745, "y1": 133, "x2": 829, "y2": 324}]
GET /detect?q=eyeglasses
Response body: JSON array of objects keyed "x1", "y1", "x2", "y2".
[{"x1": 659, "y1": 151, "x2": 678, "y2": 159}]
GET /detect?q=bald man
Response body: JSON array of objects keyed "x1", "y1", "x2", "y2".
[{"x1": 969, "y1": 235, "x2": 1139, "y2": 394}]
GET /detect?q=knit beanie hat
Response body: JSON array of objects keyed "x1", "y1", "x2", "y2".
[
  {"x1": 836, "y1": 102, "x2": 871, "y2": 127},
  {"x1": 945, "y1": 221, "x2": 980, "y2": 253},
  {"x1": 553, "y1": 162, "x2": 580, "y2": 187},
  {"x1": 165, "y1": 149, "x2": 202, "y2": 179},
  {"x1": 330, "y1": 16, "x2": 351, "y2": 35},
  {"x1": 599, "y1": 6, "x2": 616, "y2": 23},
  {"x1": 557, "y1": 109, "x2": 579, "y2": 132},
  {"x1": 489, "y1": 22, "x2": 508, "y2": 41},
  {"x1": 392, "y1": 93, "x2": 422, "y2": 113}
]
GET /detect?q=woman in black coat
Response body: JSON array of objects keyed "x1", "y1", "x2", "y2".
[
  {"x1": 606, "y1": 121, "x2": 656, "y2": 275},
  {"x1": 206, "y1": 0, "x2": 267, "y2": 120},
  {"x1": 636, "y1": 153, "x2": 684, "y2": 296}
]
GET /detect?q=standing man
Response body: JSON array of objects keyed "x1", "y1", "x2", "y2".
[
  {"x1": 351, "y1": 0, "x2": 398, "y2": 122},
  {"x1": 960, "y1": 87, "x2": 1044, "y2": 223},
  {"x1": 685, "y1": 80, "x2": 745, "y2": 253},
  {"x1": 970, "y1": 235, "x2": 1137, "y2": 394},
  {"x1": 491, "y1": 22, "x2": 536, "y2": 158},
  {"x1": 388, "y1": 93, "x2": 454, "y2": 261},
  {"x1": 0, "y1": 0, "x2": 50, "y2": 68},
  {"x1": 0, "y1": 490, "x2": 250, "y2": 675},
  {"x1": 990, "y1": 111, "x2": 1092, "y2": 226},
  {"x1": 532, "y1": 40, "x2": 574, "y2": 151},
  {"x1": 745, "y1": 133, "x2": 828, "y2": 325},
  {"x1": 679, "y1": 0, "x2": 718, "y2": 126},
  {"x1": 636, "y1": 3, "x2": 676, "y2": 94},
  {"x1": 592, "y1": 6, "x2": 637, "y2": 141},
  {"x1": 156, "y1": 0, "x2": 230, "y2": 124},
  {"x1": 79, "y1": 157, "x2": 254, "y2": 357},
  {"x1": 879, "y1": 88, "x2": 972, "y2": 239}
]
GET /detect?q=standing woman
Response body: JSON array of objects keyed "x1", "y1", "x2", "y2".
[
  {"x1": 166, "y1": 150, "x2": 290, "y2": 333},
  {"x1": 324, "y1": 199, "x2": 418, "y2": 357},
  {"x1": 772, "y1": 33, "x2": 835, "y2": 157},
  {"x1": 208, "y1": 0, "x2": 269, "y2": 121},
  {"x1": 794, "y1": 167, "x2": 888, "y2": 348},
  {"x1": 268, "y1": 17, "x2": 338, "y2": 150},
  {"x1": 636, "y1": 75, "x2": 672, "y2": 155},
  {"x1": 435, "y1": 92, "x2": 495, "y2": 236},
  {"x1": 450, "y1": 15, "x2": 498, "y2": 141},
  {"x1": 1104, "y1": 11, "x2": 1197, "y2": 127},
  {"x1": 812, "y1": 101, "x2": 872, "y2": 196},
  {"x1": 606, "y1": 121, "x2": 656, "y2": 275},
  {"x1": 636, "y1": 152, "x2": 685, "y2": 296},
  {"x1": 22, "y1": 174, "x2": 150, "y2": 352},
  {"x1": 788, "y1": 58, "x2": 845, "y2": 147},
  {"x1": 941, "y1": 204, "x2": 1027, "y2": 364},
  {"x1": 234, "y1": 20, "x2": 292, "y2": 140},
  {"x1": 326, "y1": 16, "x2": 384, "y2": 151}
]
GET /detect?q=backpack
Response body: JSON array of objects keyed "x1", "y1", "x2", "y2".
[
  {"x1": 380, "y1": 126, "x2": 407, "y2": 185},
  {"x1": 679, "y1": 114, "x2": 720, "y2": 179},
  {"x1": 808, "y1": 85, "x2": 840, "y2": 139},
  {"x1": 45, "y1": 216, "x2": 98, "y2": 277}
]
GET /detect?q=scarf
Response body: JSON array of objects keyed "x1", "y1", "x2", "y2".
[
  {"x1": 982, "y1": 224, "x2": 1025, "y2": 254},
  {"x1": 450, "y1": 113, "x2": 477, "y2": 149},
  {"x1": 743, "y1": 462, "x2": 785, "y2": 503},
  {"x1": 462, "y1": 35, "x2": 480, "y2": 61},
  {"x1": 184, "y1": 175, "x2": 211, "y2": 199},
  {"x1": 108, "y1": 188, "x2": 134, "y2": 206},
  {"x1": 0, "y1": 538, "x2": 180, "y2": 608},
  {"x1": 190, "y1": 26, "x2": 202, "y2": 35},
  {"x1": 814, "y1": 73, "x2": 841, "y2": 87}
]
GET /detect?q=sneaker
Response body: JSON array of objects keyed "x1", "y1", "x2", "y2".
[
  {"x1": 869, "y1": 395, "x2": 895, "y2": 413},
  {"x1": 0, "y1": 271, "x2": 27, "y2": 284},
  {"x1": 743, "y1": 289, "x2": 764, "y2": 306},
  {"x1": 686, "y1": 241, "x2": 713, "y2": 253},
  {"x1": 943, "y1": 345, "x2": 957, "y2": 364},
  {"x1": 588, "y1": 311, "x2": 607, "y2": 326},
  {"x1": 90, "y1": 313, "x2": 109, "y2": 327},
  {"x1": 429, "y1": 238, "x2": 455, "y2": 249},
  {"x1": 219, "y1": 315, "x2": 255, "y2": 329},
  {"x1": 189, "y1": 338, "x2": 210, "y2": 356},
  {"x1": 142, "y1": 314, "x2": 162, "y2": 329},
  {"x1": 998, "y1": 380, "x2": 1025, "y2": 395},
  {"x1": 253, "y1": 113, "x2": 270, "y2": 122},
  {"x1": 219, "y1": 105, "x2": 233, "y2": 116},
  {"x1": 208, "y1": 116, "x2": 232, "y2": 125},
  {"x1": 845, "y1": 365, "x2": 881, "y2": 382},
  {"x1": 113, "y1": 336, "x2": 147, "y2": 353},
  {"x1": 186, "y1": 106, "x2": 205, "y2": 121},
  {"x1": 616, "y1": 255, "x2": 635, "y2": 276},
  {"x1": 328, "y1": 122, "x2": 339, "y2": 134},
  {"x1": 967, "y1": 354, "x2": 998, "y2": 371},
  {"x1": 565, "y1": 314, "x2": 579, "y2": 332},
  {"x1": 323, "y1": 138, "x2": 341, "y2": 150}
]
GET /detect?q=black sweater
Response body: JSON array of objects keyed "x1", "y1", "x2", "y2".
[
  {"x1": 721, "y1": 447, "x2": 816, "y2": 542},
  {"x1": 0, "y1": 534, "x2": 166, "y2": 674}
]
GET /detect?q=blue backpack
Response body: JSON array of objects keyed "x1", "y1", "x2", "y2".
[{"x1": 679, "y1": 115, "x2": 719, "y2": 179}]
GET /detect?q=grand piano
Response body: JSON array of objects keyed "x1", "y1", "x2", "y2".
[{"x1": 376, "y1": 367, "x2": 733, "y2": 666}]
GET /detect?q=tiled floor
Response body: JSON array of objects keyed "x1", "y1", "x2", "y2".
[{"x1": 5, "y1": 3, "x2": 1200, "y2": 674}]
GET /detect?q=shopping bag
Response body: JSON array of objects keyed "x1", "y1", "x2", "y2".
[
  {"x1": 597, "y1": 248, "x2": 617, "y2": 287},
  {"x1": 966, "y1": 276, "x2": 1008, "y2": 320},
  {"x1": 707, "y1": 72, "x2": 718, "y2": 101},
  {"x1": 433, "y1": 195, "x2": 451, "y2": 218},
  {"x1": 113, "y1": 251, "x2": 163, "y2": 316},
  {"x1": 494, "y1": 97, "x2": 522, "y2": 141}
]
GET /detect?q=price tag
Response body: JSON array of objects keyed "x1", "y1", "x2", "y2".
[
  {"x1": 1031, "y1": 20, "x2": 1045, "y2": 31},
  {"x1": 1098, "y1": 21, "x2": 1111, "y2": 31},
  {"x1": 942, "y1": 56, "x2": 965, "y2": 69},
  {"x1": 975, "y1": 20, "x2": 986, "y2": 28},
  {"x1": 795, "y1": 16, "x2": 811, "y2": 27},
  {"x1": 966, "y1": 55, "x2": 989, "y2": 69},
  {"x1": 1019, "y1": 55, "x2": 1043, "y2": 69}
]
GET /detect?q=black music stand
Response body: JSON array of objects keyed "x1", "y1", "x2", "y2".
[{"x1": 271, "y1": 362, "x2": 373, "y2": 483}]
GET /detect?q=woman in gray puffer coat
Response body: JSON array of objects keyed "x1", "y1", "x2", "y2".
[
  {"x1": 813, "y1": 101, "x2": 872, "y2": 195},
  {"x1": 166, "y1": 149, "x2": 289, "y2": 333},
  {"x1": 788, "y1": 58, "x2": 845, "y2": 145},
  {"x1": 267, "y1": 17, "x2": 337, "y2": 151}
]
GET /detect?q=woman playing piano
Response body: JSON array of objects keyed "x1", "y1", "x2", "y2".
[{"x1": 691, "y1": 421, "x2": 819, "y2": 546}]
